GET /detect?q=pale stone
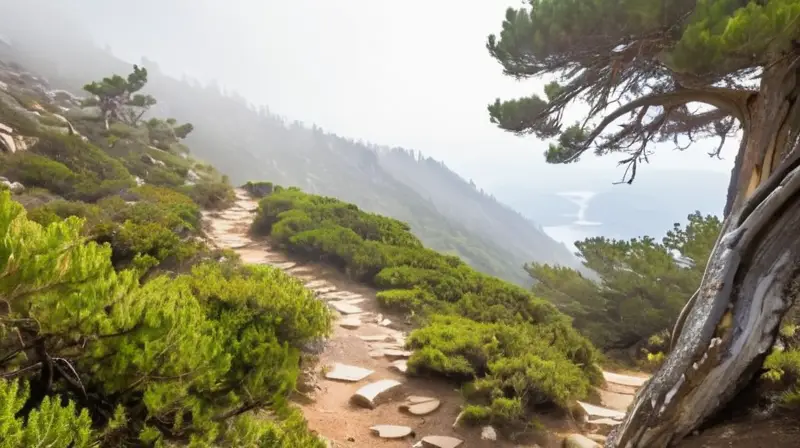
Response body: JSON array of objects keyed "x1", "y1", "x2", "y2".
[
  {"x1": 389, "y1": 359, "x2": 408, "y2": 374},
  {"x1": 325, "y1": 363, "x2": 373, "y2": 382},
  {"x1": 563, "y1": 434, "x2": 601, "y2": 448},
  {"x1": 329, "y1": 301, "x2": 363, "y2": 315},
  {"x1": 369, "y1": 425, "x2": 414, "y2": 439},
  {"x1": 304, "y1": 280, "x2": 329, "y2": 289},
  {"x1": 320, "y1": 291, "x2": 362, "y2": 301},
  {"x1": 0, "y1": 123, "x2": 11, "y2": 133},
  {"x1": 379, "y1": 318, "x2": 392, "y2": 326},
  {"x1": 350, "y1": 379, "x2": 402, "y2": 409},
  {"x1": 314, "y1": 286, "x2": 337, "y2": 295},
  {"x1": 481, "y1": 425, "x2": 497, "y2": 441},
  {"x1": 420, "y1": 435, "x2": 463, "y2": 448},
  {"x1": 359, "y1": 335, "x2": 391, "y2": 342},
  {"x1": 399, "y1": 396, "x2": 440, "y2": 415},
  {"x1": 273, "y1": 261, "x2": 296, "y2": 270},
  {"x1": 383, "y1": 349, "x2": 412, "y2": 359},
  {"x1": 0, "y1": 132, "x2": 15, "y2": 153},
  {"x1": 602, "y1": 371, "x2": 649, "y2": 388},
  {"x1": 368, "y1": 349, "x2": 384, "y2": 358},
  {"x1": 577, "y1": 401, "x2": 626, "y2": 420},
  {"x1": 339, "y1": 317, "x2": 361, "y2": 329}
]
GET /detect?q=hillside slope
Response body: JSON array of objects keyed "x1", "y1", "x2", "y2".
[{"x1": 0, "y1": 18, "x2": 580, "y2": 285}]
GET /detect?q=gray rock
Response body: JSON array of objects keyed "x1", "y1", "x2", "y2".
[
  {"x1": 339, "y1": 317, "x2": 361, "y2": 329},
  {"x1": 369, "y1": 425, "x2": 414, "y2": 439},
  {"x1": 350, "y1": 379, "x2": 402, "y2": 409},
  {"x1": 399, "y1": 396, "x2": 440, "y2": 416},
  {"x1": 420, "y1": 435, "x2": 463, "y2": 448},
  {"x1": 329, "y1": 301, "x2": 362, "y2": 315},
  {"x1": 481, "y1": 425, "x2": 497, "y2": 441},
  {"x1": 563, "y1": 434, "x2": 601, "y2": 448},
  {"x1": 0, "y1": 132, "x2": 15, "y2": 153},
  {"x1": 325, "y1": 363, "x2": 373, "y2": 382},
  {"x1": 302, "y1": 338, "x2": 327, "y2": 355}
]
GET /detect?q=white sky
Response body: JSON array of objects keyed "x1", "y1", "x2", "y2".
[{"x1": 72, "y1": 0, "x2": 738, "y2": 188}]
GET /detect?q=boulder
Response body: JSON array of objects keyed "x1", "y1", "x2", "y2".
[{"x1": 0, "y1": 132, "x2": 15, "y2": 153}]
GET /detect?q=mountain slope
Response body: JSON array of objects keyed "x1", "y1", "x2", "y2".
[{"x1": 0, "y1": 21, "x2": 580, "y2": 285}]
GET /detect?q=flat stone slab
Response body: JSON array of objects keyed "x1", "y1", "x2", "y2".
[
  {"x1": 320, "y1": 291, "x2": 362, "y2": 300},
  {"x1": 351, "y1": 379, "x2": 402, "y2": 409},
  {"x1": 383, "y1": 349, "x2": 412, "y2": 359},
  {"x1": 369, "y1": 425, "x2": 414, "y2": 439},
  {"x1": 379, "y1": 318, "x2": 392, "y2": 326},
  {"x1": 325, "y1": 363, "x2": 373, "y2": 382},
  {"x1": 304, "y1": 280, "x2": 330, "y2": 289},
  {"x1": 313, "y1": 286, "x2": 338, "y2": 295},
  {"x1": 603, "y1": 371, "x2": 649, "y2": 388},
  {"x1": 339, "y1": 317, "x2": 361, "y2": 329},
  {"x1": 389, "y1": 359, "x2": 408, "y2": 374},
  {"x1": 369, "y1": 341, "x2": 405, "y2": 350},
  {"x1": 400, "y1": 396, "x2": 440, "y2": 415},
  {"x1": 577, "y1": 401, "x2": 626, "y2": 420},
  {"x1": 564, "y1": 434, "x2": 602, "y2": 448},
  {"x1": 329, "y1": 301, "x2": 363, "y2": 315},
  {"x1": 273, "y1": 261, "x2": 296, "y2": 270},
  {"x1": 420, "y1": 435, "x2": 463, "y2": 448},
  {"x1": 360, "y1": 335, "x2": 392, "y2": 342}
]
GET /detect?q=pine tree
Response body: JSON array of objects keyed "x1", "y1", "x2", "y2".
[{"x1": 487, "y1": 2, "x2": 800, "y2": 445}]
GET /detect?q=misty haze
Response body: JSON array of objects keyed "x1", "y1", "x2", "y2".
[{"x1": 2, "y1": 1, "x2": 797, "y2": 447}]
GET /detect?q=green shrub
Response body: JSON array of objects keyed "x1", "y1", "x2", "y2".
[
  {"x1": 0, "y1": 152, "x2": 77, "y2": 195},
  {"x1": 182, "y1": 180, "x2": 236, "y2": 210},
  {"x1": 29, "y1": 132, "x2": 134, "y2": 201},
  {"x1": 251, "y1": 184, "x2": 601, "y2": 423},
  {"x1": 0, "y1": 191, "x2": 329, "y2": 446}
]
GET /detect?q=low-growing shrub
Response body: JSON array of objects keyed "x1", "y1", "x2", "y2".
[
  {"x1": 0, "y1": 191, "x2": 330, "y2": 446},
  {"x1": 250, "y1": 184, "x2": 601, "y2": 424}
]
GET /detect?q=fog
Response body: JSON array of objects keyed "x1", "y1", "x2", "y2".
[{"x1": 1, "y1": 0, "x2": 737, "y2": 191}]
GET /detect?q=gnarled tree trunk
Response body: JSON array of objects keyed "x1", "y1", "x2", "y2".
[{"x1": 608, "y1": 60, "x2": 800, "y2": 447}]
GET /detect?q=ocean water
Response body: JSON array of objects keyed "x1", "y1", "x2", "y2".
[{"x1": 542, "y1": 191, "x2": 604, "y2": 253}]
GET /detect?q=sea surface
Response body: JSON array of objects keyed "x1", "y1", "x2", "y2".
[{"x1": 541, "y1": 191, "x2": 606, "y2": 254}]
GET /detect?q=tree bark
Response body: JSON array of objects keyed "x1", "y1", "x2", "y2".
[{"x1": 607, "y1": 59, "x2": 800, "y2": 447}]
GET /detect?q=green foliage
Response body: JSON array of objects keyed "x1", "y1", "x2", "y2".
[
  {"x1": 31, "y1": 131, "x2": 134, "y2": 201},
  {"x1": 0, "y1": 191, "x2": 329, "y2": 446},
  {"x1": 243, "y1": 180, "x2": 277, "y2": 198},
  {"x1": 485, "y1": 1, "x2": 800, "y2": 180},
  {"x1": 82, "y1": 65, "x2": 156, "y2": 126},
  {"x1": 0, "y1": 380, "x2": 93, "y2": 448},
  {"x1": 182, "y1": 179, "x2": 236, "y2": 210},
  {"x1": 527, "y1": 212, "x2": 721, "y2": 357},
  {"x1": 251, "y1": 185, "x2": 600, "y2": 424}
]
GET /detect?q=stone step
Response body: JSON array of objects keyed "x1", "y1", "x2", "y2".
[
  {"x1": 577, "y1": 401, "x2": 626, "y2": 421},
  {"x1": 325, "y1": 363, "x2": 373, "y2": 382},
  {"x1": 329, "y1": 301, "x2": 363, "y2": 315},
  {"x1": 350, "y1": 379, "x2": 403, "y2": 409},
  {"x1": 370, "y1": 425, "x2": 414, "y2": 439},
  {"x1": 603, "y1": 371, "x2": 649, "y2": 388}
]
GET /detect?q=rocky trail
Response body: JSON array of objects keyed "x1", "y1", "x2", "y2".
[{"x1": 202, "y1": 189, "x2": 652, "y2": 448}]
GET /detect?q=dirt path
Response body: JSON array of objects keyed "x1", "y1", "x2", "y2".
[{"x1": 202, "y1": 189, "x2": 652, "y2": 448}]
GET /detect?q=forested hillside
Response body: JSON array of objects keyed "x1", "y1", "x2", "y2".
[{"x1": 0, "y1": 18, "x2": 580, "y2": 286}]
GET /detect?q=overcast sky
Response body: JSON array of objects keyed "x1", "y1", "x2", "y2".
[{"x1": 67, "y1": 0, "x2": 737, "y2": 189}]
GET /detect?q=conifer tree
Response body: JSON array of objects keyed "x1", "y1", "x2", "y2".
[{"x1": 487, "y1": 2, "x2": 800, "y2": 445}]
